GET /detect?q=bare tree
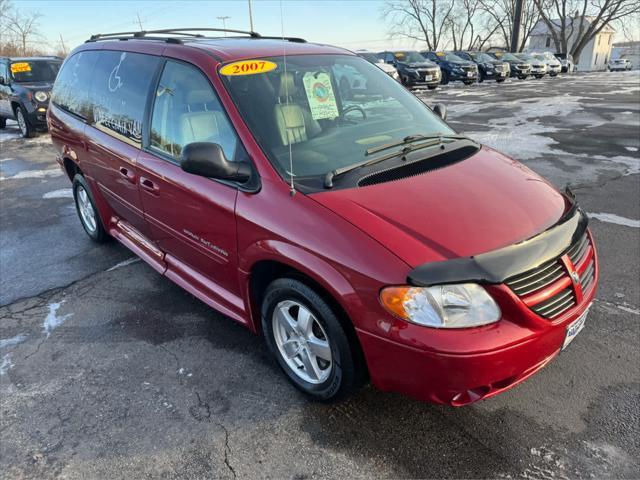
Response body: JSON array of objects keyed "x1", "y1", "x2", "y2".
[
  {"x1": 383, "y1": 0, "x2": 456, "y2": 51},
  {"x1": 479, "y1": 0, "x2": 541, "y2": 51},
  {"x1": 4, "y1": 8, "x2": 42, "y2": 55},
  {"x1": 447, "y1": 0, "x2": 503, "y2": 50},
  {"x1": 533, "y1": 0, "x2": 640, "y2": 62}
]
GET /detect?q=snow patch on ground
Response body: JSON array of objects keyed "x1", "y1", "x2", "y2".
[
  {"x1": 107, "y1": 257, "x2": 141, "y2": 272},
  {"x1": 43, "y1": 301, "x2": 73, "y2": 337},
  {"x1": 0, "y1": 354, "x2": 14, "y2": 376},
  {"x1": 625, "y1": 146, "x2": 638, "y2": 152},
  {"x1": 0, "y1": 334, "x2": 28, "y2": 350},
  {"x1": 0, "y1": 168, "x2": 63, "y2": 181},
  {"x1": 43, "y1": 188, "x2": 73, "y2": 199},
  {"x1": 588, "y1": 212, "x2": 640, "y2": 228}
]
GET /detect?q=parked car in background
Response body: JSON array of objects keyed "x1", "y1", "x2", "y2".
[
  {"x1": 530, "y1": 52, "x2": 562, "y2": 76},
  {"x1": 356, "y1": 50, "x2": 400, "y2": 81},
  {"x1": 515, "y1": 53, "x2": 547, "y2": 78},
  {"x1": 0, "y1": 56, "x2": 62, "y2": 137},
  {"x1": 454, "y1": 51, "x2": 509, "y2": 83},
  {"x1": 554, "y1": 53, "x2": 576, "y2": 73},
  {"x1": 488, "y1": 51, "x2": 531, "y2": 79},
  {"x1": 49, "y1": 28, "x2": 598, "y2": 407},
  {"x1": 378, "y1": 50, "x2": 441, "y2": 89},
  {"x1": 421, "y1": 51, "x2": 478, "y2": 85},
  {"x1": 334, "y1": 62, "x2": 368, "y2": 98},
  {"x1": 608, "y1": 58, "x2": 632, "y2": 71}
]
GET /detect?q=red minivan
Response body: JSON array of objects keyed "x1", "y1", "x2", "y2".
[{"x1": 48, "y1": 29, "x2": 598, "y2": 406}]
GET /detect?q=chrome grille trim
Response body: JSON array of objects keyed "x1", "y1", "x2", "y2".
[{"x1": 532, "y1": 288, "x2": 576, "y2": 318}]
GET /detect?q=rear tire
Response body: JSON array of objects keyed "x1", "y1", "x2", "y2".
[
  {"x1": 72, "y1": 174, "x2": 108, "y2": 243},
  {"x1": 0, "y1": 117, "x2": 6, "y2": 129},
  {"x1": 496, "y1": 78, "x2": 505, "y2": 83},
  {"x1": 261, "y1": 278, "x2": 358, "y2": 402},
  {"x1": 16, "y1": 106, "x2": 35, "y2": 138},
  {"x1": 428, "y1": 85, "x2": 438, "y2": 90},
  {"x1": 441, "y1": 71, "x2": 449, "y2": 85}
]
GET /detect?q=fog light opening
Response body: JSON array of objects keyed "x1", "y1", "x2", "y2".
[{"x1": 451, "y1": 385, "x2": 491, "y2": 406}]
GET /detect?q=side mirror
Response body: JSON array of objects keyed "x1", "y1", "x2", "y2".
[
  {"x1": 181, "y1": 142, "x2": 251, "y2": 183},
  {"x1": 433, "y1": 104, "x2": 447, "y2": 121}
]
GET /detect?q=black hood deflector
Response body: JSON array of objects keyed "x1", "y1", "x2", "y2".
[{"x1": 407, "y1": 194, "x2": 587, "y2": 287}]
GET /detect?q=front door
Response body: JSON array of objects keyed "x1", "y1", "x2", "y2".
[
  {"x1": 83, "y1": 50, "x2": 162, "y2": 235},
  {"x1": 136, "y1": 59, "x2": 244, "y2": 318}
]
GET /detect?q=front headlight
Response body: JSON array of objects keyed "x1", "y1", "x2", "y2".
[
  {"x1": 34, "y1": 91, "x2": 48, "y2": 102},
  {"x1": 380, "y1": 284, "x2": 501, "y2": 328}
]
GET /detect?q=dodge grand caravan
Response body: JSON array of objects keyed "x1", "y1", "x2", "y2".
[{"x1": 48, "y1": 29, "x2": 598, "y2": 406}]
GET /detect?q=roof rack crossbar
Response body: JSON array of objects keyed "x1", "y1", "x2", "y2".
[{"x1": 88, "y1": 27, "x2": 261, "y2": 42}]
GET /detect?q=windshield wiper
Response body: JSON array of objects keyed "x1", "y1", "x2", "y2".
[{"x1": 324, "y1": 134, "x2": 473, "y2": 188}]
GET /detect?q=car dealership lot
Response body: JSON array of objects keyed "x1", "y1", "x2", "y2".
[{"x1": 1, "y1": 71, "x2": 638, "y2": 479}]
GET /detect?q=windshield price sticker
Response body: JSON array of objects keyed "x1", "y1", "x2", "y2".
[
  {"x1": 302, "y1": 72, "x2": 339, "y2": 121},
  {"x1": 11, "y1": 62, "x2": 32, "y2": 73},
  {"x1": 436, "y1": 52, "x2": 445, "y2": 57},
  {"x1": 220, "y1": 60, "x2": 277, "y2": 76}
]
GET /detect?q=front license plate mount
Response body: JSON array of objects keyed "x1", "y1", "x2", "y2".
[{"x1": 562, "y1": 305, "x2": 590, "y2": 350}]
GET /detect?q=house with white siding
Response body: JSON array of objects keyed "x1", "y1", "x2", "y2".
[{"x1": 528, "y1": 17, "x2": 615, "y2": 71}]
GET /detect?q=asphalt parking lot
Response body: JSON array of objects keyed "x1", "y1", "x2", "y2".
[{"x1": 1, "y1": 71, "x2": 639, "y2": 479}]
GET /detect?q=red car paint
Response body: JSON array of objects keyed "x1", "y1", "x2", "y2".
[{"x1": 48, "y1": 37, "x2": 598, "y2": 406}]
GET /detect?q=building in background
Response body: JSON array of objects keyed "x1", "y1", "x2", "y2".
[{"x1": 528, "y1": 17, "x2": 615, "y2": 71}]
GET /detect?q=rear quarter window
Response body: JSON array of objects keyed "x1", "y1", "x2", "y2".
[
  {"x1": 89, "y1": 51, "x2": 161, "y2": 145},
  {"x1": 51, "y1": 51, "x2": 99, "y2": 119}
]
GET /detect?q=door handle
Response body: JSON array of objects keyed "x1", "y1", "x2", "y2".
[
  {"x1": 119, "y1": 166, "x2": 136, "y2": 183},
  {"x1": 140, "y1": 176, "x2": 159, "y2": 194}
]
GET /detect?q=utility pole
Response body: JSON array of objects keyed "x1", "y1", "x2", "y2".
[
  {"x1": 510, "y1": 0, "x2": 524, "y2": 52},
  {"x1": 136, "y1": 12, "x2": 144, "y2": 31},
  {"x1": 59, "y1": 34, "x2": 67, "y2": 55},
  {"x1": 248, "y1": 0, "x2": 254, "y2": 32},
  {"x1": 217, "y1": 16, "x2": 231, "y2": 35}
]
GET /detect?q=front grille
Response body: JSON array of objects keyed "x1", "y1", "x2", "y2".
[{"x1": 505, "y1": 232, "x2": 596, "y2": 319}]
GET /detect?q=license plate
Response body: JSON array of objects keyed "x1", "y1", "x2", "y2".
[
  {"x1": 424, "y1": 75, "x2": 432, "y2": 81},
  {"x1": 500, "y1": 72, "x2": 507, "y2": 76},
  {"x1": 562, "y1": 305, "x2": 590, "y2": 350},
  {"x1": 467, "y1": 72, "x2": 474, "y2": 77}
]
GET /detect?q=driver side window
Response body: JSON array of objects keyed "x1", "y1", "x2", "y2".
[{"x1": 150, "y1": 60, "x2": 238, "y2": 161}]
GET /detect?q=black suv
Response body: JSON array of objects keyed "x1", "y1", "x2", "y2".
[
  {"x1": 488, "y1": 52, "x2": 531, "y2": 79},
  {"x1": 0, "y1": 56, "x2": 62, "y2": 137},
  {"x1": 378, "y1": 50, "x2": 441, "y2": 89},
  {"x1": 454, "y1": 51, "x2": 509, "y2": 83},
  {"x1": 421, "y1": 51, "x2": 478, "y2": 85}
]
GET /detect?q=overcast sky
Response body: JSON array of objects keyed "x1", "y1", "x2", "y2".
[{"x1": 17, "y1": 0, "x2": 422, "y2": 53}]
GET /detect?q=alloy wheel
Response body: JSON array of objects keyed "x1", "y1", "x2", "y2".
[
  {"x1": 17, "y1": 109, "x2": 27, "y2": 136},
  {"x1": 272, "y1": 300, "x2": 332, "y2": 384},
  {"x1": 76, "y1": 185, "x2": 97, "y2": 233}
]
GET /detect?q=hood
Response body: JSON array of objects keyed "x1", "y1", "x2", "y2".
[
  {"x1": 402, "y1": 61, "x2": 437, "y2": 68},
  {"x1": 14, "y1": 81, "x2": 53, "y2": 90},
  {"x1": 450, "y1": 60, "x2": 475, "y2": 67},
  {"x1": 310, "y1": 147, "x2": 568, "y2": 268}
]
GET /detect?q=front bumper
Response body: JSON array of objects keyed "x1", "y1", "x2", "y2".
[
  {"x1": 359, "y1": 274, "x2": 597, "y2": 405},
  {"x1": 24, "y1": 101, "x2": 49, "y2": 128},
  {"x1": 405, "y1": 69, "x2": 441, "y2": 87}
]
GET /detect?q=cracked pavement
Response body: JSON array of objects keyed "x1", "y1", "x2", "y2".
[{"x1": 1, "y1": 71, "x2": 639, "y2": 479}]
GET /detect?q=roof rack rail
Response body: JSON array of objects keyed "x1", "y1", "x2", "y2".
[
  {"x1": 87, "y1": 27, "x2": 262, "y2": 43},
  {"x1": 86, "y1": 28, "x2": 307, "y2": 44}
]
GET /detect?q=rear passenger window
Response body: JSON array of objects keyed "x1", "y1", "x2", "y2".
[
  {"x1": 90, "y1": 51, "x2": 160, "y2": 145},
  {"x1": 150, "y1": 60, "x2": 237, "y2": 161},
  {"x1": 51, "y1": 51, "x2": 99, "y2": 119}
]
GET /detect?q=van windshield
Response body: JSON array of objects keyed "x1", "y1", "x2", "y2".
[
  {"x1": 220, "y1": 54, "x2": 453, "y2": 183},
  {"x1": 10, "y1": 60, "x2": 61, "y2": 83}
]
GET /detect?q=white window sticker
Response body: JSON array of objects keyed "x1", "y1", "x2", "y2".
[{"x1": 303, "y1": 72, "x2": 339, "y2": 121}]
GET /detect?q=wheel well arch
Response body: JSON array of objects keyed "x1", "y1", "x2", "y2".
[
  {"x1": 11, "y1": 101, "x2": 21, "y2": 115},
  {"x1": 62, "y1": 157, "x2": 82, "y2": 181},
  {"x1": 248, "y1": 259, "x2": 369, "y2": 383}
]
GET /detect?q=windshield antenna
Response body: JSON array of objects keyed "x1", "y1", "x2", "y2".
[{"x1": 280, "y1": 0, "x2": 296, "y2": 197}]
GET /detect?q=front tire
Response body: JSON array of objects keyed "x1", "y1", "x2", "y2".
[
  {"x1": 261, "y1": 278, "x2": 358, "y2": 402},
  {"x1": 73, "y1": 174, "x2": 108, "y2": 242},
  {"x1": 0, "y1": 117, "x2": 6, "y2": 129},
  {"x1": 16, "y1": 106, "x2": 35, "y2": 138},
  {"x1": 440, "y1": 71, "x2": 449, "y2": 85}
]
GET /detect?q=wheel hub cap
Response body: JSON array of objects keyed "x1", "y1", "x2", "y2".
[{"x1": 272, "y1": 300, "x2": 332, "y2": 384}]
